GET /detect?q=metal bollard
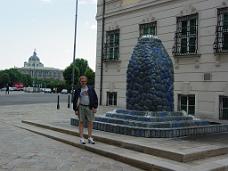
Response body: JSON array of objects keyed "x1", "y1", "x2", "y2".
[
  {"x1": 57, "y1": 95, "x2": 60, "y2": 110},
  {"x1": 67, "y1": 94, "x2": 71, "y2": 108}
]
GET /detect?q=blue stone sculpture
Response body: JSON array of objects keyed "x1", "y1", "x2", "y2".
[{"x1": 127, "y1": 36, "x2": 174, "y2": 111}]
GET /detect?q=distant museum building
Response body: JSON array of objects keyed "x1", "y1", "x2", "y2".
[
  {"x1": 95, "y1": 0, "x2": 228, "y2": 120},
  {"x1": 18, "y1": 50, "x2": 63, "y2": 80}
]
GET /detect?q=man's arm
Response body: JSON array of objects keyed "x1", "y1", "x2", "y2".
[
  {"x1": 92, "y1": 88, "x2": 98, "y2": 109},
  {"x1": 73, "y1": 89, "x2": 80, "y2": 111}
]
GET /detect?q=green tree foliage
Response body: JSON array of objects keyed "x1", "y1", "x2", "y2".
[
  {"x1": 0, "y1": 68, "x2": 66, "y2": 92},
  {"x1": 0, "y1": 68, "x2": 32, "y2": 88},
  {"x1": 63, "y1": 58, "x2": 95, "y2": 89},
  {"x1": 22, "y1": 74, "x2": 32, "y2": 86},
  {"x1": 85, "y1": 67, "x2": 95, "y2": 86},
  {"x1": 0, "y1": 72, "x2": 10, "y2": 87},
  {"x1": 75, "y1": 58, "x2": 88, "y2": 76},
  {"x1": 63, "y1": 64, "x2": 80, "y2": 89}
]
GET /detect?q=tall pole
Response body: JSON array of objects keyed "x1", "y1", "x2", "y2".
[
  {"x1": 71, "y1": 0, "x2": 79, "y2": 101},
  {"x1": 100, "y1": 0, "x2": 105, "y2": 105}
]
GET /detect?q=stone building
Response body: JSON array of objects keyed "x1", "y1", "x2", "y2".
[
  {"x1": 18, "y1": 50, "x2": 63, "y2": 80},
  {"x1": 95, "y1": 0, "x2": 228, "y2": 120}
]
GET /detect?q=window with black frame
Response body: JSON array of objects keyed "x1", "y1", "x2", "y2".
[
  {"x1": 173, "y1": 14, "x2": 198, "y2": 56},
  {"x1": 104, "y1": 29, "x2": 119, "y2": 61},
  {"x1": 139, "y1": 22, "x2": 157, "y2": 37},
  {"x1": 219, "y1": 96, "x2": 228, "y2": 120},
  {"x1": 106, "y1": 92, "x2": 117, "y2": 106},
  {"x1": 214, "y1": 8, "x2": 228, "y2": 53},
  {"x1": 178, "y1": 94, "x2": 195, "y2": 115}
]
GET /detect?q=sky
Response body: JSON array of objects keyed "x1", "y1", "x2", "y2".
[{"x1": 0, "y1": 0, "x2": 97, "y2": 71}]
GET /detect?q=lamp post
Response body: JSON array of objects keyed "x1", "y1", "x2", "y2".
[{"x1": 71, "y1": 0, "x2": 79, "y2": 101}]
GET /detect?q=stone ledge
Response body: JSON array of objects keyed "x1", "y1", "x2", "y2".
[
  {"x1": 71, "y1": 118, "x2": 228, "y2": 138},
  {"x1": 21, "y1": 120, "x2": 228, "y2": 163}
]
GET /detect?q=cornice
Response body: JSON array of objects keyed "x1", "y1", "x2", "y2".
[{"x1": 97, "y1": 0, "x2": 177, "y2": 20}]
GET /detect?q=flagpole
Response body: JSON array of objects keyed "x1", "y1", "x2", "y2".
[{"x1": 71, "y1": 0, "x2": 79, "y2": 101}]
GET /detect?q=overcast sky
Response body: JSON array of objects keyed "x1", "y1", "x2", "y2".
[{"x1": 0, "y1": 0, "x2": 97, "y2": 71}]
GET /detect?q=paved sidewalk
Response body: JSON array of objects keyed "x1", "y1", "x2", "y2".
[
  {"x1": 2, "y1": 102, "x2": 228, "y2": 171},
  {"x1": 0, "y1": 102, "x2": 116, "y2": 124},
  {"x1": 0, "y1": 103, "x2": 141, "y2": 171}
]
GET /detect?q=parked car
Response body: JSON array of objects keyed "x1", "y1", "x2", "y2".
[
  {"x1": 43, "y1": 88, "x2": 52, "y2": 93},
  {"x1": 1, "y1": 87, "x2": 15, "y2": 91},
  {"x1": 9, "y1": 87, "x2": 16, "y2": 91},
  {"x1": 61, "y1": 89, "x2": 68, "y2": 94}
]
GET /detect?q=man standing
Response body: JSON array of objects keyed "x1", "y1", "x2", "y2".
[
  {"x1": 73, "y1": 75, "x2": 98, "y2": 144},
  {"x1": 6, "y1": 84, "x2": 9, "y2": 95}
]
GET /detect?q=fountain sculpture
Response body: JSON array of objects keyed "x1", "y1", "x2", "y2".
[{"x1": 71, "y1": 36, "x2": 228, "y2": 137}]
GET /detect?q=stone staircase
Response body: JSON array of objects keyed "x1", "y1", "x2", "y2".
[
  {"x1": 71, "y1": 109, "x2": 228, "y2": 138},
  {"x1": 18, "y1": 120, "x2": 228, "y2": 171}
]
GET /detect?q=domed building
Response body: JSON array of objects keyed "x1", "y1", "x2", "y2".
[
  {"x1": 18, "y1": 50, "x2": 63, "y2": 80},
  {"x1": 24, "y1": 51, "x2": 44, "y2": 68}
]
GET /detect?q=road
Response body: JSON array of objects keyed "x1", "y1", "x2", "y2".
[{"x1": 0, "y1": 92, "x2": 70, "y2": 106}]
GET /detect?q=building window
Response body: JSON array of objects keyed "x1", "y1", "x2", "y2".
[
  {"x1": 214, "y1": 8, "x2": 228, "y2": 53},
  {"x1": 173, "y1": 14, "x2": 198, "y2": 56},
  {"x1": 104, "y1": 29, "x2": 119, "y2": 61},
  {"x1": 139, "y1": 22, "x2": 157, "y2": 37},
  {"x1": 106, "y1": 92, "x2": 117, "y2": 106},
  {"x1": 178, "y1": 94, "x2": 195, "y2": 115},
  {"x1": 219, "y1": 96, "x2": 228, "y2": 120}
]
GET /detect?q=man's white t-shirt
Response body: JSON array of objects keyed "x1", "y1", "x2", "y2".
[{"x1": 80, "y1": 86, "x2": 90, "y2": 105}]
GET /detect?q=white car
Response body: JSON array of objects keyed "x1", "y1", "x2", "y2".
[
  {"x1": 1, "y1": 87, "x2": 15, "y2": 91},
  {"x1": 61, "y1": 89, "x2": 68, "y2": 94},
  {"x1": 1, "y1": 87, "x2": 6, "y2": 91},
  {"x1": 44, "y1": 88, "x2": 52, "y2": 93}
]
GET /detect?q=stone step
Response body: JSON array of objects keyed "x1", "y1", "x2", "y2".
[
  {"x1": 18, "y1": 121, "x2": 228, "y2": 171},
  {"x1": 95, "y1": 116, "x2": 209, "y2": 128},
  {"x1": 105, "y1": 112, "x2": 193, "y2": 122},
  {"x1": 17, "y1": 122, "x2": 189, "y2": 171},
  {"x1": 71, "y1": 118, "x2": 228, "y2": 138},
  {"x1": 21, "y1": 120, "x2": 228, "y2": 163}
]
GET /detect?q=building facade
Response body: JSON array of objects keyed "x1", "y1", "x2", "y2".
[
  {"x1": 18, "y1": 51, "x2": 64, "y2": 80},
  {"x1": 95, "y1": 0, "x2": 228, "y2": 120}
]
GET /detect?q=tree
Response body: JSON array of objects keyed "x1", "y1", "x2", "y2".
[
  {"x1": 63, "y1": 58, "x2": 95, "y2": 89},
  {"x1": 0, "y1": 72, "x2": 10, "y2": 88},
  {"x1": 63, "y1": 64, "x2": 80, "y2": 89},
  {"x1": 85, "y1": 67, "x2": 95, "y2": 86},
  {"x1": 21, "y1": 74, "x2": 32, "y2": 86},
  {"x1": 0, "y1": 68, "x2": 32, "y2": 88},
  {"x1": 75, "y1": 58, "x2": 88, "y2": 76}
]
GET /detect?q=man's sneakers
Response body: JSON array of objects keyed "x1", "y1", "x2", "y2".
[
  {"x1": 80, "y1": 138, "x2": 86, "y2": 144},
  {"x1": 80, "y1": 137, "x2": 95, "y2": 144},
  {"x1": 88, "y1": 137, "x2": 95, "y2": 144}
]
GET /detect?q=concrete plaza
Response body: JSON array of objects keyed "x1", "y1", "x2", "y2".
[
  {"x1": 1, "y1": 92, "x2": 228, "y2": 170},
  {"x1": 0, "y1": 96, "x2": 140, "y2": 171}
]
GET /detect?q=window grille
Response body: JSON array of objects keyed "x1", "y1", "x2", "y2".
[
  {"x1": 139, "y1": 22, "x2": 157, "y2": 37},
  {"x1": 103, "y1": 29, "x2": 119, "y2": 61},
  {"x1": 203, "y1": 73, "x2": 212, "y2": 81},
  {"x1": 173, "y1": 14, "x2": 198, "y2": 56},
  {"x1": 106, "y1": 92, "x2": 117, "y2": 106},
  {"x1": 214, "y1": 8, "x2": 228, "y2": 53}
]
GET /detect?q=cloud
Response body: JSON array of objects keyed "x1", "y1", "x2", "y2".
[{"x1": 79, "y1": 0, "x2": 97, "y2": 5}]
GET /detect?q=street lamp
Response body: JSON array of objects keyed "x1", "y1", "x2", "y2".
[{"x1": 71, "y1": 0, "x2": 79, "y2": 101}]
